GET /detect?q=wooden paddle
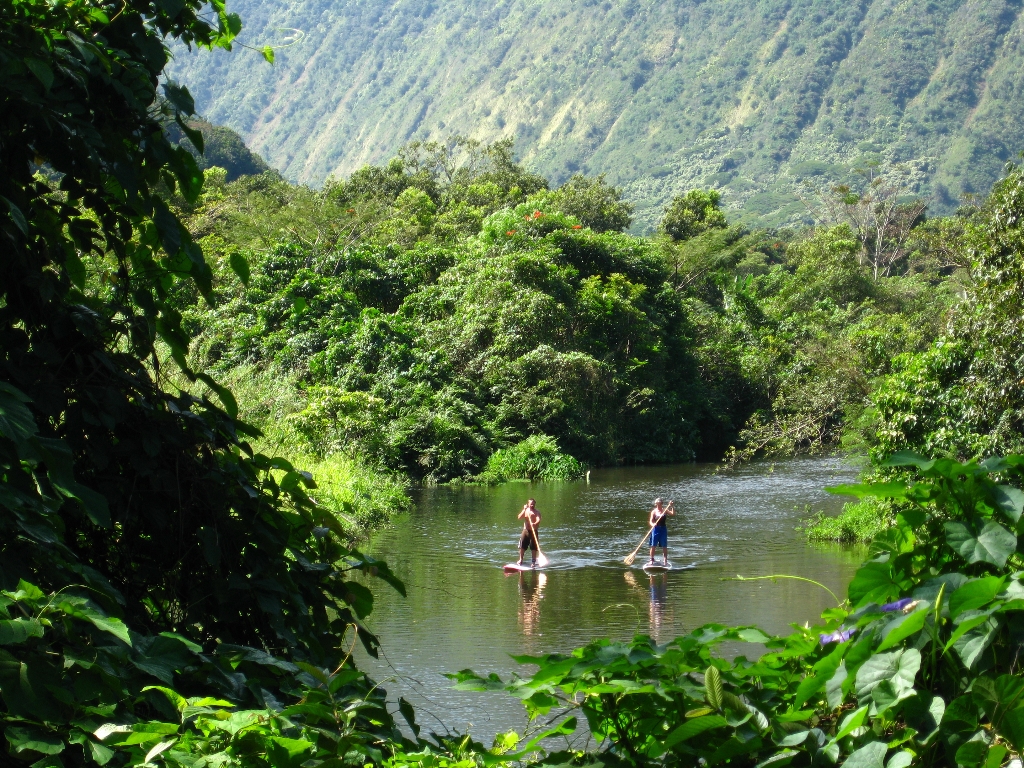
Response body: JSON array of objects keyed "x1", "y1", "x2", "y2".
[
  {"x1": 526, "y1": 516, "x2": 549, "y2": 567},
  {"x1": 623, "y1": 523, "x2": 658, "y2": 566},
  {"x1": 623, "y1": 502, "x2": 672, "y2": 565}
]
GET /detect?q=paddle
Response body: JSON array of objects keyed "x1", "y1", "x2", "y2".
[
  {"x1": 623, "y1": 502, "x2": 672, "y2": 565},
  {"x1": 526, "y1": 516, "x2": 549, "y2": 567}
]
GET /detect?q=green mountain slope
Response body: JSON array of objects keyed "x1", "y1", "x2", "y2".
[{"x1": 168, "y1": 0, "x2": 1024, "y2": 228}]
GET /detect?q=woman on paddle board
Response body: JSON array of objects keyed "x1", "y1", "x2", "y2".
[
  {"x1": 648, "y1": 498, "x2": 674, "y2": 566},
  {"x1": 517, "y1": 499, "x2": 541, "y2": 566}
]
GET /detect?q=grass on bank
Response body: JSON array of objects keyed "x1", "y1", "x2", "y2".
[
  {"x1": 802, "y1": 499, "x2": 892, "y2": 543},
  {"x1": 178, "y1": 365, "x2": 411, "y2": 532}
]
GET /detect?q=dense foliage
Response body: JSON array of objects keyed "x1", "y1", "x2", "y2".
[
  {"x1": 157, "y1": 146, "x2": 959, "y2": 484},
  {"x1": 0, "y1": 0, "x2": 415, "y2": 765},
  {"x1": 166, "y1": 0, "x2": 1024, "y2": 227},
  {"x1": 862, "y1": 165, "x2": 1024, "y2": 463}
]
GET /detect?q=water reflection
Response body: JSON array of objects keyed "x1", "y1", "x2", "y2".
[
  {"x1": 516, "y1": 570, "x2": 547, "y2": 638},
  {"x1": 648, "y1": 573, "x2": 669, "y2": 641}
]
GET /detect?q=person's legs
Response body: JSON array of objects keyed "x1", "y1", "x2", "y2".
[
  {"x1": 662, "y1": 546, "x2": 669, "y2": 566},
  {"x1": 517, "y1": 546, "x2": 524, "y2": 565}
]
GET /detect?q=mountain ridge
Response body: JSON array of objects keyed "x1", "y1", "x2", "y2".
[{"x1": 168, "y1": 0, "x2": 1024, "y2": 229}]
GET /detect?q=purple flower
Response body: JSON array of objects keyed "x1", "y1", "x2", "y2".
[
  {"x1": 819, "y1": 628, "x2": 855, "y2": 645},
  {"x1": 881, "y1": 598, "x2": 914, "y2": 613}
]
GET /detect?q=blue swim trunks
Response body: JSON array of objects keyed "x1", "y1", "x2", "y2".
[{"x1": 649, "y1": 526, "x2": 667, "y2": 547}]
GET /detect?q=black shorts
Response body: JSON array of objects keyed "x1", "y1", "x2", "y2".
[{"x1": 519, "y1": 530, "x2": 539, "y2": 550}]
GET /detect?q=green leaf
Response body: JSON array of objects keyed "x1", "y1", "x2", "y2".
[
  {"x1": 705, "y1": 665, "x2": 723, "y2": 710},
  {"x1": 849, "y1": 561, "x2": 900, "y2": 606},
  {"x1": 832, "y1": 705, "x2": 868, "y2": 741},
  {"x1": 854, "y1": 648, "x2": 920, "y2": 704},
  {"x1": 0, "y1": 618, "x2": 44, "y2": 644},
  {"x1": 756, "y1": 752, "x2": 798, "y2": 768},
  {"x1": 88, "y1": 739, "x2": 115, "y2": 765},
  {"x1": 737, "y1": 627, "x2": 771, "y2": 643},
  {"x1": 196, "y1": 373, "x2": 238, "y2": 419},
  {"x1": 955, "y1": 739, "x2": 988, "y2": 768},
  {"x1": 145, "y1": 740, "x2": 177, "y2": 764},
  {"x1": 142, "y1": 686, "x2": 187, "y2": 711},
  {"x1": 886, "y1": 750, "x2": 913, "y2": 768},
  {"x1": 0, "y1": 653, "x2": 62, "y2": 719},
  {"x1": 881, "y1": 450, "x2": 936, "y2": 470},
  {"x1": 877, "y1": 607, "x2": 928, "y2": 651},
  {"x1": 59, "y1": 601, "x2": 131, "y2": 645},
  {"x1": 953, "y1": 617, "x2": 1000, "y2": 669},
  {"x1": 843, "y1": 741, "x2": 887, "y2": 768},
  {"x1": 262, "y1": 45, "x2": 275, "y2": 64},
  {"x1": 943, "y1": 612, "x2": 997, "y2": 654},
  {"x1": 5, "y1": 726, "x2": 64, "y2": 754},
  {"x1": 1000, "y1": 707, "x2": 1024, "y2": 751},
  {"x1": 228, "y1": 251, "x2": 250, "y2": 286},
  {"x1": 155, "y1": 0, "x2": 185, "y2": 17},
  {"x1": 24, "y1": 58, "x2": 54, "y2": 90},
  {"x1": 65, "y1": 252, "x2": 86, "y2": 289},
  {"x1": 993, "y1": 485, "x2": 1024, "y2": 523},
  {"x1": 972, "y1": 676, "x2": 1024, "y2": 744},
  {"x1": 950, "y1": 577, "x2": 1006, "y2": 619},
  {"x1": 984, "y1": 745, "x2": 1008, "y2": 768},
  {"x1": 663, "y1": 715, "x2": 728, "y2": 748},
  {"x1": 944, "y1": 520, "x2": 1017, "y2": 568},
  {"x1": 2, "y1": 196, "x2": 29, "y2": 236},
  {"x1": 162, "y1": 83, "x2": 195, "y2": 115},
  {"x1": 338, "y1": 580, "x2": 374, "y2": 619},
  {"x1": 828, "y1": 482, "x2": 907, "y2": 499}
]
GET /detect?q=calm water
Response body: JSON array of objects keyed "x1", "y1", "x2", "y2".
[{"x1": 356, "y1": 457, "x2": 863, "y2": 741}]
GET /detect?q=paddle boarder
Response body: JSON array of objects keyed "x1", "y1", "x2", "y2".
[
  {"x1": 648, "y1": 498, "x2": 674, "y2": 566},
  {"x1": 517, "y1": 498, "x2": 541, "y2": 567}
]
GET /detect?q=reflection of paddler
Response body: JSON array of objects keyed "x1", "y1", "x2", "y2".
[
  {"x1": 648, "y1": 572, "x2": 668, "y2": 639},
  {"x1": 516, "y1": 499, "x2": 541, "y2": 566},
  {"x1": 517, "y1": 571, "x2": 547, "y2": 635}
]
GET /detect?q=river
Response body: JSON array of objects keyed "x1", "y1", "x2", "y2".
[{"x1": 356, "y1": 457, "x2": 863, "y2": 743}]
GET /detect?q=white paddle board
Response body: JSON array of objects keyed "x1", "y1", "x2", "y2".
[
  {"x1": 642, "y1": 561, "x2": 673, "y2": 572},
  {"x1": 503, "y1": 563, "x2": 541, "y2": 572}
]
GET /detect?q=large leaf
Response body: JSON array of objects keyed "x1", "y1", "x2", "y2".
[
  {"x1": 972, "y1": 675, "x2": 1024, "y2": 726},
  {"x1": 663, "y1": 715, "x2": 728, "y2": 748},
  {"x1": 993, "y1": 485, "x2": 1024, "y2": 523},
  {"x1": 705, "y1": 665, "x2": 723, "y2": 710},
  {"x1": 0, "y1": 618, "x2": 44, "y2": 644},
  {"x1": 944, "y1": 520, "x2": 1017, "y2": 568},
  {"x1": 854, "y1": 649, "x2": 920, "y2": 705},
  {"x1": 950, "y1": 577, "x2": 1006, "y2": 619},
  {"x1": 952, "y1": 617, "x2": 1000, "y2": 669},
  {"x1": 1000, "y1": 707, "x2": 1024, "y2": 752},
  {"x1": 849, "y1": 561, "x2": 901, "y2": 607},
  {"x1": 877, "y1": 607, "x2": 928, "y2": 651},
  {"x1": 828, "y1": 482, "x2": 907, "y2": 499},
  {"x1": 843, "y1": 741, "x2": 887, "y2": 768}
]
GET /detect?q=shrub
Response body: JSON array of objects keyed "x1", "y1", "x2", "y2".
[{"x1": 480, "y1": 434, "x2": 586, "y2": 482}]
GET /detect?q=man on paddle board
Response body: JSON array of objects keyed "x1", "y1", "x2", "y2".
[
  {"x1": 648, "y1": 498, "x2": 674, "y2": 566},
  {"x1": 517, "y1": 498, "x2": 541, "y2": 567}
]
